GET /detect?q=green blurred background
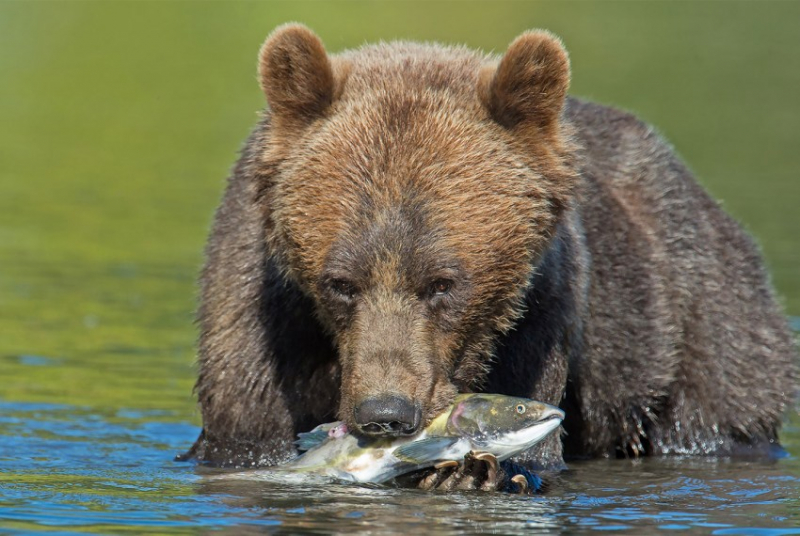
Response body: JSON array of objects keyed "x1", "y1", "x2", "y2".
[{"x1": 1, "y1": 1, "x2": 798, "y2": 423}]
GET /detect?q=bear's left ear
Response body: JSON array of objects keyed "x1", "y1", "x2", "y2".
[
  {"x1": 258, "y1": 24, "x2": 335, "y2": 130},
  {"x1": 478, "y1": 31, "x2": 570, "y2": 132}
]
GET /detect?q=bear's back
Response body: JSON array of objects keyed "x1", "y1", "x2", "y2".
[{"x1": 562, "y1": 98, "x2": 796, "y2": 456}]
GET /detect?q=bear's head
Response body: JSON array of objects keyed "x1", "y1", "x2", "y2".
[{"x1": 255, "y1": 25, "x2": 578, "y2": 437}]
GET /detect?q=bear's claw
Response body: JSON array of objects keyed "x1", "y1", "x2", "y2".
[
  {"x1": 433, "y1": 460, "x2": 459, "y2": 470},
  {"x1": 416, "y1": 451, "x2": 507, "y2": 492},
  {"x1": 510, "y1": 474, "x2": 528, "y2": 493}
]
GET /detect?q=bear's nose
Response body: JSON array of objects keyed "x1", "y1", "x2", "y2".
[{"x1": 354, "y1": 395, "x2": 421, "y2": 436}]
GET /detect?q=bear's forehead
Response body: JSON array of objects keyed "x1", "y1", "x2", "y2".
[
  {"x1": 273, "y1": 94, "x2": 548, "y2": 283},
  {"x1": 287, "y1": 86, "x2": 530, "y2": 196},
  {"x1": 334, "y1": 42, "x2": 490, "y2": 98},
  {"x1": 299, "y1": 118, "x2": 541, "y2": 231},
  {"x1": 321, "y1": 202, "x2": 463, "y2": 290}
]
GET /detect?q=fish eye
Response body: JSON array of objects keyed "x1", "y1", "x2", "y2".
[{"x1": 515, "y1": 404, "x2": 526, "y2": 414}]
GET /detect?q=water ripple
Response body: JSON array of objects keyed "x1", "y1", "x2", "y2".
[{"x1": 1, "y1": 403, "x2": 800, "y2": 533}]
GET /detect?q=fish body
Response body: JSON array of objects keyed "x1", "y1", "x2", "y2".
[{"x1": 215, "y1": 394, "x2": 564, "y2": 484}]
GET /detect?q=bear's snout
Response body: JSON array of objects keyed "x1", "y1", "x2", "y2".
[{"x1": 353, "y1": 395, "x2": 421, "y2": 436}]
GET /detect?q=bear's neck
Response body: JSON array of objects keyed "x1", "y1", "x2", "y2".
[{"x1": 483, "y1": 208, "x2": 590, "y2": 406}]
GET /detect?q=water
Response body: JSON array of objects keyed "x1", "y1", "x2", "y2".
[
  {"x1": 1, "y1": 1, "x2": 799, "y2": 534},
  {"x1": 2, "y1": 400, "x2": 800, "y2": 533}
]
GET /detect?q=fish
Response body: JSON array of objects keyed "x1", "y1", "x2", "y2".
[{"x1": 211, "y1": 393, "x2": 564, "y2": 484}]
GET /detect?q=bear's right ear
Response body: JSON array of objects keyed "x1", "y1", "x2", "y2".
[
  {"x1": 478, "y1": 31, "x2": 570, "y2": 133},
  {"x1": 258, "y1": 24, "x2": 334, "y2": 129}
]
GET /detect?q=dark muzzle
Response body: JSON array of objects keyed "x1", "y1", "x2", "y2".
[{"x1": 354, "y1": 395, "x2": 421, "y2": 436}]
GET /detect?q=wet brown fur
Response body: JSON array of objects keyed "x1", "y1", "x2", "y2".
[{"x1": 185, "y1": 25, "x2": 797, "y2": 469}]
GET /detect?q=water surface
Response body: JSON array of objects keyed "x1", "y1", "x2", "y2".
[{"x1": 2, "y1": 399, "x2": 800, "y2": 533}]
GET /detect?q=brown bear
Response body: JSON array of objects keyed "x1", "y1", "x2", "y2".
[{"x1": 181, "y1": 24, "x2": 797, "y2": 485}]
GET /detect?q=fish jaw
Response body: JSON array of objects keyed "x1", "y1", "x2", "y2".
[{"x1": 483, "y1": 406, "x2": 564, "y2": 461}]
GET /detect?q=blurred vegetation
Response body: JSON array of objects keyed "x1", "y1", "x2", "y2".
[{"x1": 0, "y1": 1, "x2": 798, "y2": 421}]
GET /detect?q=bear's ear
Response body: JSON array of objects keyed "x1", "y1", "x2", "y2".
[
  {"x1": 258, "y1": 24, "x2": 334, "y2": 128},
  {"x1": 478, "y1": 31, "x2": 570, "y2": 132}
]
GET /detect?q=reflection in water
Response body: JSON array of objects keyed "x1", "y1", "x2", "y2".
[
  {"x1": 1, "y1": 402, "x2": 799, "y2": 533},
  {"x1": 201, "y1": 479, "x2": 559, "y2": 534}
]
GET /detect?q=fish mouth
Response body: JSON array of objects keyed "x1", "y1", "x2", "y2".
[
  {"x1": 539, "y1": 408, "x2": 566, "y2": 423},
  {"x1": 488, "y1": 406, "x2": 565, "y2": 456}
]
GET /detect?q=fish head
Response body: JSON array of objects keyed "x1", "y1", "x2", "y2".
[{"x1": 444, "y1": 394, "x2": 564, "y2": 460}]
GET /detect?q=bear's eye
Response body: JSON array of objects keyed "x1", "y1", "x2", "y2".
[
  {"x1": 428, "y1": 279, "x2": 453, "y2": 298},
  {"x1": 329, "y1": 279, "x2": 358, "y2": 301}
]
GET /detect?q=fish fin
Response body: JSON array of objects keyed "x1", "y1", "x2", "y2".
[
  {"x1": 294, "y1": 429, "x2": 328, "y2": 451},
  {"x1": 394, "y1": 437, "x2": 459, "y2": 464},
  {"x1": 294, "y1": 422, "x2": 339, "y2": 451}
]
